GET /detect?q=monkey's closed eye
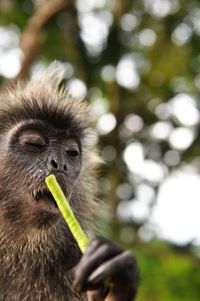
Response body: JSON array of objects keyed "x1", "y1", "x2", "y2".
[{"x1": 19, "y1": 132, "x2": 46, "y2": 149}]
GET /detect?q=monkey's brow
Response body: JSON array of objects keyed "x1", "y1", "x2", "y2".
[
  {"x1": 9, "y1": 119, "x2": 68, "y2": 133},
  {"x1": 9, "y1": 119, "x2": 47, "y2": 131}
]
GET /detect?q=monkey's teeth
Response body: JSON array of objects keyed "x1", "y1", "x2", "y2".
[
  {"x1": 33, "y1": 187, "x2": 58, "y2": 208},
  {"x1": 35, "y1": 188, "x2": 48, "y2": 199},
  {"x1": 32, "y1": 190, "x2": 37, "y2": 199}
]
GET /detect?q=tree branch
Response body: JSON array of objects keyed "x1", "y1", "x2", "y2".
[{"x1": 16, "y1": 0, "x2": 72, "y2": 80}]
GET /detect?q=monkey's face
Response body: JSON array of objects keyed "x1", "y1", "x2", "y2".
[{"x1": 1, "y1": 119, "x2": 82, "y2": 230}]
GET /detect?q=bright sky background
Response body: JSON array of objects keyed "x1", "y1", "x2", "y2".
[{"x1": 151, "y1": 169, "x2": 200, "y2": 245}]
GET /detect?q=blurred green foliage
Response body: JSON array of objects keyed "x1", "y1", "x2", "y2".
[{"x1": 136, "y1": 244, "x2": 200, "y2": 301}]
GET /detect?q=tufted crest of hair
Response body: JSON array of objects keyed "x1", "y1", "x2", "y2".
[
  {"x1": 0, "y1": 62, "x2": 101, "y2": 232},
  {"x1": 0, "y1": 62, "x2": 94, "y2": 131}
]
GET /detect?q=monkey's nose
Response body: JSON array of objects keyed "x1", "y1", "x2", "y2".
[{"x1": 49, "y1": 158, "x2": 67, "y2": 172}]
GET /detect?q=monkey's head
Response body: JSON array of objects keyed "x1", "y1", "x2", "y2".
[{"x1": 0, "y1": 64, "x2": 99, "y2": 252}]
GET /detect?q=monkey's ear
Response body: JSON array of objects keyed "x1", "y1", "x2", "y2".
[{"x1": 31, "y1": 61, "x2": 66, "y2": 89}]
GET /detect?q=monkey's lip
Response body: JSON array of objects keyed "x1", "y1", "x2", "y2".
[{"x1": 33, "y1": 188, "x2": 59, "y2": 213}]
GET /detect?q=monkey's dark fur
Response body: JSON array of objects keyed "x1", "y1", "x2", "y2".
[{"x1": 0, "y1": 64, "x2": 139, "y2": 301}]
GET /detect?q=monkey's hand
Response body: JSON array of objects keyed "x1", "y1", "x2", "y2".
[{"x1": 73, "y1": 237, "x2": 139, "y2": 301}]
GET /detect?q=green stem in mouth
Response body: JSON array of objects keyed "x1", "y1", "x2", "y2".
[{"x1": 45, "y1": 174, "x2": 89, "y2": 253}]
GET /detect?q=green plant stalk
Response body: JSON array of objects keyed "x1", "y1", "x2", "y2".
[{"x1": 45, "y1": 174, "x2": 89, "y2": 253}]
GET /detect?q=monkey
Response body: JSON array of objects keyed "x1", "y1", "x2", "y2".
[{"x1": 0, "y1": 63, "x2": 139, "y2": 301}]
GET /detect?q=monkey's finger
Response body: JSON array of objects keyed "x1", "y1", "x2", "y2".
[
  {"x1": 85, "y1": 251, "x2": 139, "y2": 301},
  {"x1": 74, "y1": 239, "x2": 123, "y2": 292},
  {"x1": 84, "y1": 237, "x2": 123, "y2": 258},
  {"x1": 86, "y1": 251, "x2": 138, "y2": 288}
]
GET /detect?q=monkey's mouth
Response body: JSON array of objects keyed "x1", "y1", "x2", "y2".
[{"x1": 32, "y1": 188, "x2": 58, "y2": 213}]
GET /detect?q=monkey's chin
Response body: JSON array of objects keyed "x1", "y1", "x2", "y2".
[
  {"x1": 36, "y1": 196, "x2": 58, "y2": 213},
  {"x1": 31, "y1": 208, "x2": 60, "y2": 230}
]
